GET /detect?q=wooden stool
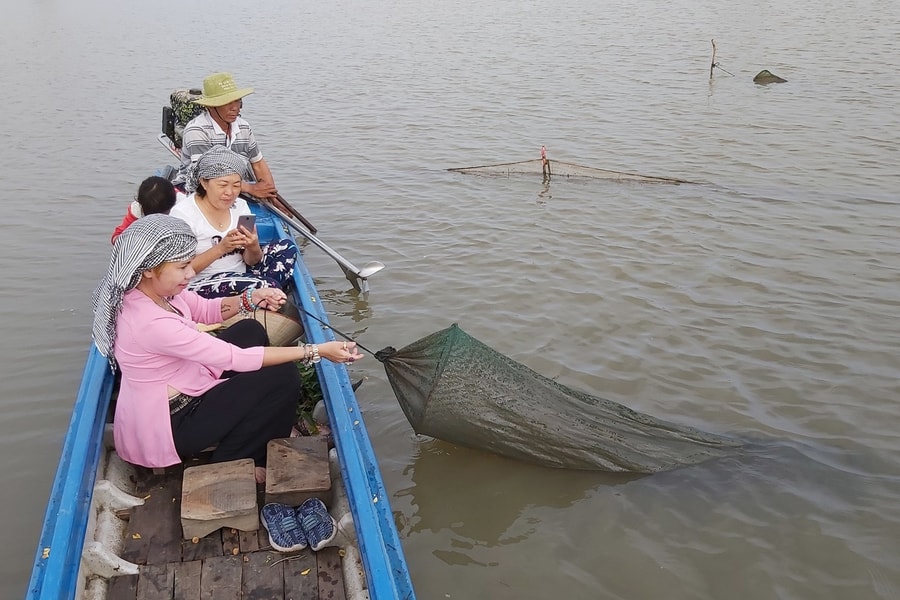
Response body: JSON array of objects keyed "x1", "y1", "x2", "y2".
[
  {"x1": 181, "y1": 458, "x2": 259, "y2": 539},
  {"x1": 265, "y1": 437, "x2": 331, "y2": 507}
]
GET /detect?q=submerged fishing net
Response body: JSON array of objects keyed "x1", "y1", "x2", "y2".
[
  {"x1": 448, "y1": 159, "x2": 692, "y2": 184},
  {"x1": 376, "y1": 324, "x2": 740, "y2": 473}
]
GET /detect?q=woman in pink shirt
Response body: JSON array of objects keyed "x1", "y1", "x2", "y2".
[{"x1": 92, "y1": 214, "x2": 362, "y2": 483}]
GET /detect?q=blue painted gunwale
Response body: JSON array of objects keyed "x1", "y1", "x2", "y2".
[
  {"x1": 27, "y1": 204, "x2": 415, "y2": 599},
  {"x1": 26, "y1": 345, "x2": 115, "y2": 600}
]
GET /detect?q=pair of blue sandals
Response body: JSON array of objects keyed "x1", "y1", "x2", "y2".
[{"x1": 261, "y1": 498, "x2": 337, "y2": 552}]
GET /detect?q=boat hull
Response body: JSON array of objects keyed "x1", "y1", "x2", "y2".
[{"x1": 27, "y1": 204, "x2": 415, "y2": 599}]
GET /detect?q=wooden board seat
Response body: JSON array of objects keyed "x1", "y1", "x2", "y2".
[
  {"x1": 181, "y1": 458, "x2": 259, "y2": 540},
  {"x1": 265, "y1": 436, "x2": 332, "y2": 508}
]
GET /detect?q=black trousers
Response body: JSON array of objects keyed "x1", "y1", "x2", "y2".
[{"x1": 170, "y1": 319, "x2": 299, "y2": 466}]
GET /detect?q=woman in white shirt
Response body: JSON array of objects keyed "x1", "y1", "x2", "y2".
[{"x1": 170, "y1": 146, "x2": 297, "y2": 297}]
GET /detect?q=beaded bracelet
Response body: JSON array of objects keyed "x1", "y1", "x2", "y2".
[{"x1": 239, "y1": 288, "x2": 258, "y2": 316}]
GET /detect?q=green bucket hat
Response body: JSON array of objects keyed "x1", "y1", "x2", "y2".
[{"x1": 195, "y1": 72, "x2": 254, "y2": 107}]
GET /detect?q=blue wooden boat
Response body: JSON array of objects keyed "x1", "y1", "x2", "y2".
[{"x1": 26, "y1": 198, "x2": 415, "y2": 599}]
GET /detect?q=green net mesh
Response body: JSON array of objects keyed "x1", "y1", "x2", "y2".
[{"x1": 376, "y1": 324, "x2": 740, "y2": 473}]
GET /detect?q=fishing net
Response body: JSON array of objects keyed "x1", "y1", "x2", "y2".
[
  {"x1": 448, "y1": 159, "x2": 692, "y2": 184},
  {"x1": 375, "y1": 324, "x2": 740, "y2": 473}
]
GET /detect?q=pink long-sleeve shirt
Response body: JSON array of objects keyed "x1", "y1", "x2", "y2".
[{"x1": 112, "y1": 289, "x2": 265, "y2": 467}]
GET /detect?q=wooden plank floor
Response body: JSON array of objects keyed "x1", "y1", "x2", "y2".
[{"x1": 106, "y1": 463, "x2": 345, "y2": 600}]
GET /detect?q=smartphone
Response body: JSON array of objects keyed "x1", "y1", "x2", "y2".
[{"x1": 237, "y1": 214, "x2": 256, "y2": 232}]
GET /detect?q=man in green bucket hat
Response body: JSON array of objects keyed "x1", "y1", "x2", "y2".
[{"x1": 175, "y1": 73, "x2": 278, "y2": 201}]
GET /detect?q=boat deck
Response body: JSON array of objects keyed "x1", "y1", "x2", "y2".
[{"x1": 106, "y1": 462, "x2": 346, "y2": 600}]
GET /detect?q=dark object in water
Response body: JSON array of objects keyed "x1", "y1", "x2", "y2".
[
  {"x1": 376, "y1": 324, "x2": 741, "y2": 473},
  {"x1": 753, "y1": 70, "x2": 788, "y2": 84}
]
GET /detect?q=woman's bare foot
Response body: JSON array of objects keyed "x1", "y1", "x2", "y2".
[{"x1": 255, "y1": 466, "x2": 267, "y2": 484}]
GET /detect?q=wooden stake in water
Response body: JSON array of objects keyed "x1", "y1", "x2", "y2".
[{"x1": 540, "y1": 145, "x2": 551, "y2": 182}]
